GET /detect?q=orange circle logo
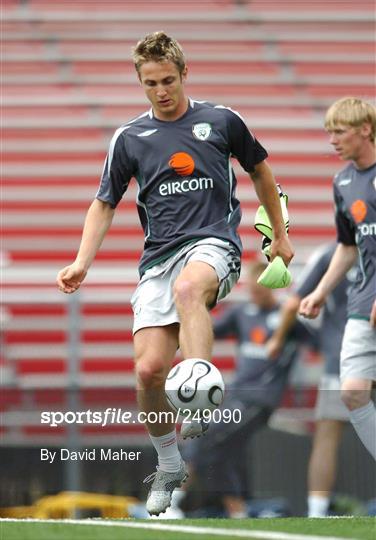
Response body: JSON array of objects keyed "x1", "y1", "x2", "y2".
[
  {"x1": 350, "y1": 199, "x2": 367, "y2": 224},
  {"x1": 250, "y1": 327, "x2": 267, "y2": 345},
  {"x1": 168, "y1": 152, "x2": 195, "y2": 176}
]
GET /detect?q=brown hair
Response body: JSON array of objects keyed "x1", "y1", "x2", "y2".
[
  {"x1": 325, "y1": 97, "x2": 376, "y2": 143},
  {"x1": 132, "y1": 31, "x2": 186, "y2": 75},
  {"x1": 248, "y1": 261, "x2": 268, "y2": 279}
]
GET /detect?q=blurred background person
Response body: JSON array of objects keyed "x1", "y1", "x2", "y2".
[{"x1": 267, "y1": 242, "x2": 353, "y2": 517}]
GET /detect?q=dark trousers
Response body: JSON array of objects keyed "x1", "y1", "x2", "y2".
[{"x1": 183, "y1": 394, "x2": 273, "y2": 498}]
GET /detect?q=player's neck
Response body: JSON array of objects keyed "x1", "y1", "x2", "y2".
[
  {"x1": 352, "y1": 144, "x2": 376, "y2": 171},
  {"x1": 153, "y1": 96, "x2": 189, "y2": 122}
]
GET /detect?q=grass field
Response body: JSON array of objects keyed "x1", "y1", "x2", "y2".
[{"x1": 1, "y1": 517, "x2": 375, "y2": 540}]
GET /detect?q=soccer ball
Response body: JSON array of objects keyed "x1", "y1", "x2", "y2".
[{"x1": 165, "y1": 358, "x2": 225, "y2": 413}]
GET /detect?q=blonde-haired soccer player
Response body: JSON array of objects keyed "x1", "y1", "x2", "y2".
[{"x1": 300, "y1": 97, "x2": 376, "y2": 461}]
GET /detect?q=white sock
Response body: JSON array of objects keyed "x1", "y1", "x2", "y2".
[
  {"x1": 230, "y1": 511, "x2": 248, "y2": 519},
  {"x1": 170, "y1": 489, "x2": 185, "y2": 509},
  {"x1": 349, "y1": 401, "x2": 376, "y2": 460},
  {"x1": 307, "y1": 494, "x2": 330, "y2": 517},
  {"x1": 149, "y1": 430, "x2": 182, "y2": 472}
]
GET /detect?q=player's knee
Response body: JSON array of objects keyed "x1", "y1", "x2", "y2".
[
  {"x1": 173, "y1": 278, "x2": 199, "y2": 309},
  {"x1": 135, "y1": 357, "x2": 166, "y2": 389}
]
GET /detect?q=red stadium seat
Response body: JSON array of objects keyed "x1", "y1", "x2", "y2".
[{"x1": 2, "y1": 1, "x2": 374, "y2": 446}]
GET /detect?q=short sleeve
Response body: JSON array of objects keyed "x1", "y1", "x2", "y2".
[
  {"x1": 333, "y1": 184, "x2": 356, "y2": 246},
  {"x1": 96, "y1": 127, "x2": 134, "y2": 208},
  {"x1": 223, "y1": 108, "x2": 268, "y2": 172}
]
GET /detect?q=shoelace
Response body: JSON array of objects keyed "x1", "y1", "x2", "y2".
[{"x1": 143, "y1": 471, "x2": 158, "y2": 484}]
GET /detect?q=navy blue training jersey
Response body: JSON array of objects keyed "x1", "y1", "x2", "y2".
[
  {"x1": 333, "y1": 162, "x2": 376, "y2": 320},
  {"x1": 96, "y1": 99, "x2": 268, "y2": 276},
  {"x1": 213, "y1": 302, "x2": 315, "y2": 408}
]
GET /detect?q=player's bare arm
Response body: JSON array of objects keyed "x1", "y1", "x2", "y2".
[
  {"x1": 370, "y1": 299, "x2": 376, "y2": 328},
  {"x1": 266, "y1": 294, "x2": 301, "y2": 358},
  {"x1": 249, "y1": 160, "x2": 294, "y2": 266},
  {"x1": 299, "y1": 243, "x2": 357, "y2": 319},
  {"x1": 57, "y1": 199, "x2": 115, "y2": 293}
]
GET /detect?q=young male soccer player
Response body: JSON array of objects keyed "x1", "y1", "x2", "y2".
[
  {"x1": 267, "y1": 243, "x2": 351, "y2": 517},
  {"x1": 299, "y1": 97, "x2": 376, "y2": 461},
  {"x1": 56, "y1": 31, "x2": 293, "y2": 515}
]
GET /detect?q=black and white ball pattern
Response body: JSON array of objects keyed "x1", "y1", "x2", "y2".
[{"x1": 165, "y1": 358, "x2": 225, "y2": 413}]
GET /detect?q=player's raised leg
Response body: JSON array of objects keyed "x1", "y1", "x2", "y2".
[
  {"x1": 173, "y1": 260, "x2": 219, "y2": 439},
  {"x1": 134, "y1": 325, "x2": 188, "y2": 515},
  {"x1": 173, "y1": 260, "x2": 219, "y2": 360}
]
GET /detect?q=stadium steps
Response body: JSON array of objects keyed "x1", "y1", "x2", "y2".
[
  {"x1": 4, "y1": 62, "x2": 374, "y2": 87},
  {"x1": 1, "y1": 0, "x2": 373, "y2": 415},
  {"x1": 1, "y1": 285, "x2": 238, "y2": 390}
]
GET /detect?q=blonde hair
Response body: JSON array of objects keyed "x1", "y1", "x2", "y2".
[
  {"x1": 325, "y1": 97, "x2": 376, "y2": 143},
  {"x1": 132, "y1": 31, "x2": 186, "y2": 75}
]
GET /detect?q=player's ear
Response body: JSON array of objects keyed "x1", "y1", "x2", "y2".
[
  {"x1": 181, "y1": 65, "x2": 188, "y2": 83},
  {"x1": 360, "y1": 122, "x2": 372, "y2": 140}
]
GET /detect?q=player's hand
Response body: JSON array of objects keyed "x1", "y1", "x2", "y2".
[
  {"x1": 270, "y1": 234, "x2": 294, "y2": 267},
  {"x1": 370, "y1": 299, "x2": 376, "y2": 328},
  {"x1": 265, "y1": 336, "x2": 282, "y2": 360},
  {"x1": 56, "y1": 263, "x2": 87, "y2": 294},
  {"x1": 299, "y1": 290, "x2": 325, "y2": 319}
]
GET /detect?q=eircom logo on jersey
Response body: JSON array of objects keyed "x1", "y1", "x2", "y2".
[
  {"x1": 159, "y1": 151, "x2": 214, "y2": 196},
  {"x1": 358, "y1": 223, "x2": 376, "y2": 237},
  {"x1": 159, "y1": 177, "x2": 214, "y2": 196},
  {"x1": 350, "y1": 199, "x2": 375, "y2": 237}
]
